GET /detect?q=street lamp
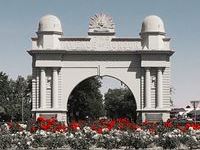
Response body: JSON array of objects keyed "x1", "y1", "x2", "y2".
[{"x1": 190, "y1": 100, "x2": 200, "y2": 124}]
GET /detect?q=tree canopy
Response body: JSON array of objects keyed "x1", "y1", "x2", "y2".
[
  {"x1": 0, "y1": 72, "x2": 32, "y2": 122},
  {"x1": 104, "y1": 88, "x2": 137, "y2": 122},
  {"x1": 67, "y1": 76, "x2": 104, "y2": 122},
  {"x1": 67, "y1": 77, "x2": 137, "y2": 122}
]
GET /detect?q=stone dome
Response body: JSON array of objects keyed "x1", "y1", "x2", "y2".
[
  {"x1": 141, "y1": 15, "x2": 165, "y2": 34},
  {"x1": 38, "y1": 15, "x2": 62, "y2": 33}
]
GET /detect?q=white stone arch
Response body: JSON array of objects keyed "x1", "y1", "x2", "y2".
[
  {"x1": 65, "y1": 74, "x2": 138, "y2": 111},
  {"x1": 29, "y1": 13, "x2": 174, "y2": 122}
]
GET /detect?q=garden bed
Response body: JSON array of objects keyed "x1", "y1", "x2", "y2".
[{"x1": 0, "y1": 117, "x2": 200, "y2": 149}]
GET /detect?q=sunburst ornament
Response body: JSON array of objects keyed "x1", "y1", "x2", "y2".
[{"x1": 88, "y1": 13, "x2": 115, "y2": 33}]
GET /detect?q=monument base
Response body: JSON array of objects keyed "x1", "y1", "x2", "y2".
[
  {"x1": 32, "y1": 109, "x2": 67, "y2": 123},
  {"x1": 137, "y1": 109, "x2": 170, "y2": 122}
]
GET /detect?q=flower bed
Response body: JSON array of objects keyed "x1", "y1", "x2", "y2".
[{"x1": 0, "y1": 117, "x2": 200, "y2": 149}]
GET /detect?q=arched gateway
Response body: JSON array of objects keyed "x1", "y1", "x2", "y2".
[{"x1": 28, "y1": 13, "x2": 174, "y2": 123}]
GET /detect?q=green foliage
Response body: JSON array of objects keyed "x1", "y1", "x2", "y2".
[
  {"x1": 179, "y1": 134, "x2": 199, "y2": 149},
  {"x1": 12, "y1": 131, "x2": 33, "y2": 150},
  {"x1": 68, "y1": 76, "x2": 104, "y2": 121},
  {"x1": 0, "y1": 72, "x2": 10, "y2": 115},
  {"x1": 157, "y1": 136, "x2": 180, "y2": 149},
  {"x1": 32, "y1": 134, "x2": 45, "y2": 148},
  {"x1": 0, "y1": 131, "x2": 13, "y2": 150},
  {"x1": 104, "y1": 88, "x2": 137, "y2": 121},
  {"x1": 96, "y1": 135, "x2": 121, "y2": 149},
  {"x1": 68, "y1": 131, "x2": 92, "y2": 150},
  {"x1": 45, "y1": 133, "x2": 66, "y2": 149},
  {"x1": 0, "y1": 71, "x2": 32, "y2": 122},
  {"x1": 131, "y1": 133, "x2": 154, "y2": 149}
]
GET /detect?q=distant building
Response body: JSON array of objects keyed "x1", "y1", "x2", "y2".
[
  {"x1": 187, "y1": 108, "x2": 200, "y2": 121},
  {"x1": 170, "y1": 105, "x2": 200, "y2": 121},
  {"x1": 170, "y1": 108, "x2": 186, "y2": 118}
]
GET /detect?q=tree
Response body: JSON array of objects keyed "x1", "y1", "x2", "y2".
[
  {"x1": 23, "y1": 76, "x2": 32, "y2": 121},
  {"x1": 0, "y1": 72, "x2": 32, "y2": 122},
  {"x1": 17, "y1": 76, "x2": 32, "y2": 122},
  {"x1": 104, "y1": 88, "x2": 137, "y2": 122},
  {"x1": 67, "y1": 76, "x2": 104, "y2": 122},
  {"x1": 0, "y1": 72, "x2": 12, "y2": 121},
  {"x1": 0, "y1": 72, "x2": 10, "y2": 104}
]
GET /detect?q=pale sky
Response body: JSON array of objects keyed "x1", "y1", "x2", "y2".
[{"x1": 0, "y1": 0, "x2": 200, "y2": 107}]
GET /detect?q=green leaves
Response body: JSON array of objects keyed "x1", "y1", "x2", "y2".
[
  {"x1": 104, "y1": 88, "x2": 137, "y2": 121},
  {"x1": 0, "y1": 72, "x2": 32, "y2": 122},
  {"x1": 0, "y1": 72, "x2": 10, "y2": 104},
  {"x1": 68, "y1": 76, "x2": 104, "y2": 121},
  {"x1": 68, "y1": 77, "x2": 137, "y2": 122}
]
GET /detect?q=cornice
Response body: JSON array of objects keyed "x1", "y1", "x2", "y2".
[{"x1": 28, "y1": 49, "x2": 174, "y2": 56}]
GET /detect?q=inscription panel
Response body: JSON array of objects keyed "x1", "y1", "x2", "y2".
[
  {"x1": 60, "y1": 38, "x2": 142, "y2": 51},
  {"x1": 145, "y1": 113, "x2": 163, "y2": 122},
  {"x1": 39, "y1": 114, "x2": 57, "y2": 119}
]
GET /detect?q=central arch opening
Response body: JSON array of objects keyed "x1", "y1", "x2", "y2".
[{"x1": 67, "y1": 76, "x2": 137, "y2": 123}]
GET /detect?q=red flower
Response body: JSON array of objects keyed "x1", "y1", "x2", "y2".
[
  {"x1": 37, "y1": 116, "x2": 46, "y2": 122},
  {"x1": 47, "y1": 117, "x2": 56, "y2": 125},
  {"x1": 30, "y1": 126, "x2": 37, "y2": 133},
  {"x1": 55, "y1": 123, "x2": 67, "y2": 132},
  {"x1": 69, "y1": 121, "x2": 80, "y2": 131},
  {"x1": 40, "y1": 124, "x2": 50, "y2": 131},
  {"x1": 164, "y1": 121, "x2": 173, "y2": 128},
  {"x1": 107, "y1": 120, "x2": 116, "y2": 131},
  {"x1": 97, "y1": 128, "x2": 103, "y2": 134},
  {"x1": 7, "y1": 122, "x2": 13, "y2": 129}
]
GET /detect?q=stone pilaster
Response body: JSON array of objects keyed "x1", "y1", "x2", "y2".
[
  {"x1": 40, "y1": 68, "x2": 46, "y2": 108},
  {"x1": 145, "y1": 68, "x2": 151, "y2": 108},
  {"x1": 52, "y1": 68, "x2": 58, "y2": 109},
  {"x1": 157, "y1": 68, "x2": 163, "y2": 108}
]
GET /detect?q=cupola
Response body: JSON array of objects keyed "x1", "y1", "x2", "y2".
[
  {"x1": 141, "y1": 15, "x2": 165, "y2": 34},
  {"x1": 38, "y1": 15, "x2": 62, "y2": 34}
]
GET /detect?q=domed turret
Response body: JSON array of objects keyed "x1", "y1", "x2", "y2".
[
  {"x1": 140, "y1": 15, "x2": 166, "y2": 50},
  {"x1": 36, "y1": 15, "x2": 63, "y2": 49},
  {"x1": 38, "y1": 15, "x2": 62, "y2": 34},
  {"x1": 141, "y1": 15, "x2": 165, "y2": 34}
]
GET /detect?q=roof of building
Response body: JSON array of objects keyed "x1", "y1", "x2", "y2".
[
  {"x1": 170, "y1": 108, "x2": 186, "y2": 113},
  {"x1": 188, "y1": 110, "x2": 200, "y2": 115}
]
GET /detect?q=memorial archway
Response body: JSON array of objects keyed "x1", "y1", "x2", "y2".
[
  {"x1": 66, "y1": 75, "x2": 137, "y2": 123},
  {"x1": 29, "y1": 13, "x2": 174, "y2": 123}
]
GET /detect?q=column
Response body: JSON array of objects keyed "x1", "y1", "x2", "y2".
[
  {"x1": 32, "y1": 78, "x2": 36, "y2": 109},
  {"x1": 157, "y1": 68, "x2": 163, "y2": 108},
  {"x1": 40, "y1": 68, "x2": 46, "y2": 108},
  {"x1": 36, "y1": 73, "x2": 39, "y2": 108},
  {"x1": 145, "y1": 68, "x2": 151, "y2": 108},
  {"x1": 52, "y1": 68, "x2": 58, "y2": 109}
]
